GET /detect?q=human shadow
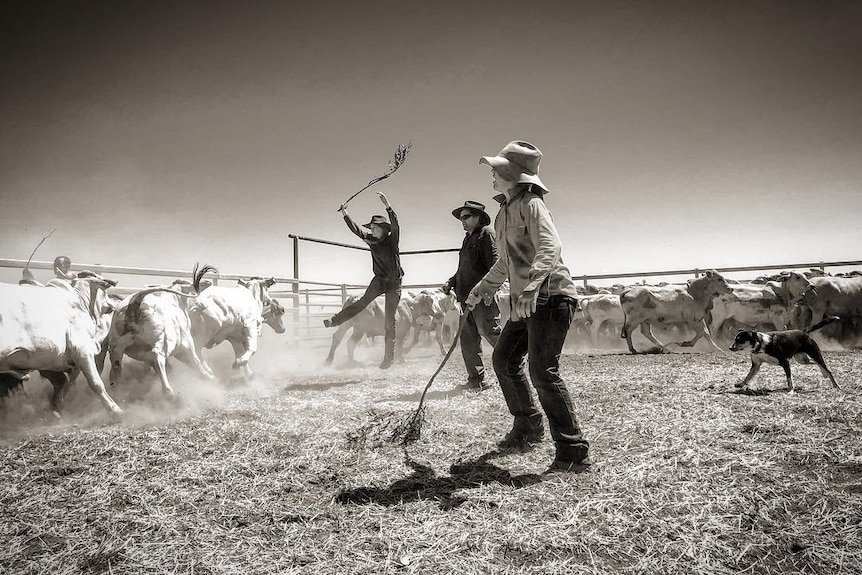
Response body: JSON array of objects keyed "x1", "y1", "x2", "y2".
[{"x1": 335, "y1": 450, "x2": 542, "y2": 509}]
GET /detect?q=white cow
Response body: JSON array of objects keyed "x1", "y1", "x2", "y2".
[
  {"x1": 620, "y1": 270, "x2": 732, "y2": 354},
  {"x1": 108, "y1": 287, "x2": 214, "y2": 397},
  {"x1": 707, "y1": 281, "x2": 801, "y2": 341},
  {"x1": 0, "y1": 272, "x2": 123, "y2": 416},
  {"x1": 406, "y1": 289, "x2": 456, "y2": 355},
  {"x1": 191, "y1": 277, "x2": 283, "y2": 382},
  {"x1": 579, "y1": 293, "x2": 624, "y2": 347},
  {"x1": 799, "y1": 275, "x2": 862, "y2": 327}
]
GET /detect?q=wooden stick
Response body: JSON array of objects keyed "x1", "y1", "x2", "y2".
[{"x1": 337, "y1": 142, "x2": 412, "y2": 211}]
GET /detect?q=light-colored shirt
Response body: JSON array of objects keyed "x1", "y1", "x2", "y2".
[{"x1": 473, "y1": 188, "x2": 577, "y2": 320}]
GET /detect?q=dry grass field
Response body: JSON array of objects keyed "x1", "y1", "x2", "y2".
[{"x1": 1, "y1": 342, "x2": 861, "y2": 574}]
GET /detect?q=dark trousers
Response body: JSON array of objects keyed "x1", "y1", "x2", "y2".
[
  {"x1": 460, "y1": 300, "x2": 502, "y2": 383},
  {"x1": 330, "y1": 276, "x2": 401, "y2": 361},
  {"x1": 491, "y1": 295, "x2": 589, "y2": 462}
]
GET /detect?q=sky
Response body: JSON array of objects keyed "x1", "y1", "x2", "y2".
[{"x1": 2, "y1": 0, "x2": 861, "y2": 289}]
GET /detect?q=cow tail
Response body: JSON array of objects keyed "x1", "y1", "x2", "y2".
[
  {"x1": 124, "y1": 287, "x2": 197, "y2": 333},
  {"x1": 804, "y1": 315, "x2": 840, "y2": 334},
  {"x1": 192, "y1": 263, "x2": 219, "y2": 294}
]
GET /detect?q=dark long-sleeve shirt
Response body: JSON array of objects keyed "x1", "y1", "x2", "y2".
[
  {"x1": 447, "y1": 225, "x2": 498, "y2": 303},
  {"x1": 343, "y1": 207, "x2": 403, "y2": 282}
]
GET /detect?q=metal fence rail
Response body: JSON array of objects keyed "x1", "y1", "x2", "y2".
[{"x1": 3, "y1": 253, "x2": 861, "y2": 346}]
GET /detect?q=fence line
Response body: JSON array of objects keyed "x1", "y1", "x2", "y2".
[
  {"x1": 575, "y1": 259, "x2": 862, "y2": 284},
  {"x1": 3, "y1": 254, "x2": 861, "y2": 345}
]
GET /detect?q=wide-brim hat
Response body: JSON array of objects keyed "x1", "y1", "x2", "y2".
[
  {"x1": 480, "y1": 140, "x2": 549, "y2": 193},
  {"x1": 362, "y1": 214, "x2": 391, "y2": 230},
  {"x1": 452, "y1": 200, "x2": 491, "y2": 226}
]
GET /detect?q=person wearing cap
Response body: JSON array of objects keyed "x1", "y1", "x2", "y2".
[
  {"x1": 466, "y1": 140, "x2": 591, "y2": 476},
  {"x1": 324, "y1": 191, "x2": 403, "y2": 369},
  {"x1": 443, "y1": 200, "x2": 502, "y2": 390},
  {"x1": 53, "y1": 256, "x2": 77, "y2": 280}
]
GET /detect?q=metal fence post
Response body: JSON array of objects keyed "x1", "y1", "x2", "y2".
[
  {"x1": 304, "y1": 289, "x2": 310, "y2": 338},
  {"x1": 341, "y1": 284, "x2": 348, "y2": 306},
  {"x1": 292, "y1": 236, "x2": 300, "y2": 340}
]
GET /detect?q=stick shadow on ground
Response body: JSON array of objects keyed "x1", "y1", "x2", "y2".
[
  {"x1": 335, "y1": 450, "x2": 543, "y2": 509},
  {"x1": 378, "y1": 388, "x2": 471, "y2": 403},
  {"x1": 722, "y1": 387, "x2": 818, "y2": 397},
  {"x1": 283, "y1": 380, "x2": 362, "y2": 392}
]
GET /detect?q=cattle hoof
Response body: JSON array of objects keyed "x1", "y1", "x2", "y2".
[{"x1": 51, "y1": 410, "x2": 62, "y2": 419}]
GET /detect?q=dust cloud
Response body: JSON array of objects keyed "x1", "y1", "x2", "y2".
[{"x1": 0, "y1": 330, "x2": 353, "y2": 439}]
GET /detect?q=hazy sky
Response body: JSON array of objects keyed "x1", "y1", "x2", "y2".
[{"x1": 2, "y1": 0, "x2": 861, "y2": 288}]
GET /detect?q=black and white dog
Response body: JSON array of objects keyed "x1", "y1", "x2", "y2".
[{"x1": 729, "y1": 317, "x2": 840, "y2": 391}]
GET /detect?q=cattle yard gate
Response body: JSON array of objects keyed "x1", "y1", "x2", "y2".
[{"x1": 2, "y1": 237, "x2": 861, "y2": 348}]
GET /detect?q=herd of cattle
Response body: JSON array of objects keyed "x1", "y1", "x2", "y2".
[
  {"x1": 575, "y1": 269, "x2": 862, "y2": 353},
  {"x1": 0, "y1": 265, "x2": 285, "y2": 418},
  {"x1": 326, "y1": 267, "x2": 862, "y2": 358},
  {"x1": 1, "y1": 265, "x2": 860, "y2": 418}
]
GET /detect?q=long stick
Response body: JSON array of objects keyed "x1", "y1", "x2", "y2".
[
  {"x1": 337, "y1": 142, "x2": 412, "y2": 211},
  {"x1": 399, "y1": 311, "x2": 469, "y2": 445},
  {"x1": 24, "y1": 228, "x2": 57, "y2": 273}
]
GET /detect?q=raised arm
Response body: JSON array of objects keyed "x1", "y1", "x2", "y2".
[
  {"x1": 339, "y1": 205, "x2": 370, "y2": 241},
  {"x1": 378, "y1": 192, "x2": 399, "y2": 243}
]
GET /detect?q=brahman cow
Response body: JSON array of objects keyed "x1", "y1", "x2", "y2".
[
  {"x1": 0, "y1": 272, "x2": 123, "y2": 416},
  {"x1": 798, "y1": 275, "x2": 862, "y2": 327},
  {"x1": 791, "y1": 275, "x2": 862, "y2": 347},
  {"x1": 406, "y1": 289, "x2": 456, "y2": 355},
  {"x1": 190, "y1": 276, "x2": 283, "y2": 382},
  {"x1": 108, "y1": 286, "x2": 214, "y2": 398},
  {"x1": 619, "y1": 270, "x2": 732, "y2": 354},
  {"x1": 706, "y1": 272, "x2": 811, "y2": 341},
  {"x1": 579, "y1": 293, "x2": 625, "y2": 347},
  {"x1": 324, "y1": 293, "x2": 415, "y2": 366}
]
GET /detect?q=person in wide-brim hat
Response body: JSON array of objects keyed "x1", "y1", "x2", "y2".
[
  {"x1": 324, "y1": 191, "x2": 404, "y2": 370},
  {"x1": 479, "y1": 140, "x2": 549, "y2": 194},
  {"x1": 362, "y1": 214, "x2": 392, "y2": 231},
  {"x1": 466, "y1": 139, "x2": 591, "y2": 477},
  {"x1": 450, "y1": 200, "x2": 491, "y2": 227},
  {"x1": 444, "y1": 199, "x2": 501, "y2": 391}
]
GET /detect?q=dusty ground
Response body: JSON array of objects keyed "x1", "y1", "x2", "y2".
[{"x1": 1, "y1": 342, "x2": 860, "y2": 574}]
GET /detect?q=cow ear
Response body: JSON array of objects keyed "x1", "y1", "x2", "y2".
[
  {"x1": 238, "y1": 278, "x2": 249, "y2": 287},
  {"x1": 264, "y1": 277, "x2": 276, "y2": 288}
]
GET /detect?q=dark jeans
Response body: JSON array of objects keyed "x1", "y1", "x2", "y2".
[
  {"x1": 491, "y1": 295, "x2": 589, "y2": 462},
  {"x1": 461, "y1": 300, "x2": 502, "y2": 384},
  {"x1": 331, "y1": 276, "x2": 401, "y2": 361}
]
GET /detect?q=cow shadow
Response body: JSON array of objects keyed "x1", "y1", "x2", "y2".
[{"x1": 335, "y1": 450, "x2": 542, "y2": 509}]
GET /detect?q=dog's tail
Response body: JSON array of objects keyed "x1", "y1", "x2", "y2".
[{"x1": 803, "y1": 316, "x2": 840, "y2": 334}]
